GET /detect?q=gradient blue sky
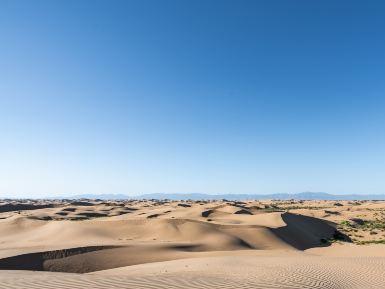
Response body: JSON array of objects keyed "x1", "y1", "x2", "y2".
[{"x1": 1, "y1": 0, "x2": 385, "y2": 198}]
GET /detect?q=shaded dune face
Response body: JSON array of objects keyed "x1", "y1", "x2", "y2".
[
  {"x1": 0, "y1": 246, "x2": 119, "y2": 272},
  {"x1": 271, "y1": 213, "x2": 351, "y2": 250},
  {"x1": 0, "y1": 204, "x2": 55, "y2": 213},
  {"x1": 0, "y1": 244, "x2": 220, "y2": 273}
]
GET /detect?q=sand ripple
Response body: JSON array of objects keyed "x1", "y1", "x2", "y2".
[{"x1": 1, "y1": 256, "x2": 385, "y2": 289}]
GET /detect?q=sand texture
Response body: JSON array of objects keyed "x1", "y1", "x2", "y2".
[{"x1": 1, "y1": 199, "x2": 385, "y2": 288}]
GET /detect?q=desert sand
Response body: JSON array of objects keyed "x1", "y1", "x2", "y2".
[{"x1": 1, "y1": 199, "x2": 385, "y2": 288}]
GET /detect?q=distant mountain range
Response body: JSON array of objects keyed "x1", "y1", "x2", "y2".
[{"x1": 66, "y1": 192, "x2": 385, "y2": 201}]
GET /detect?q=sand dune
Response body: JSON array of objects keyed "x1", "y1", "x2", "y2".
[
  {"x1": 0, "y1": 199, "x2": 385, "y2": 288},
  {"x1": 1, "y1": 252, "x2": 385, "y2": 289}
]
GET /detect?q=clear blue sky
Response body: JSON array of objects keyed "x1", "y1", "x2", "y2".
[{"x1": 1, "y1": 0, "x2": 385, "y2": 198}]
